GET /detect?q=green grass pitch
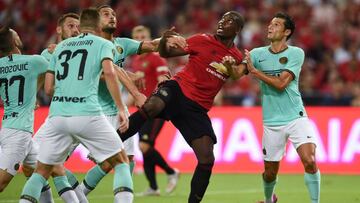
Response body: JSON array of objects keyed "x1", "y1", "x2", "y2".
[{"x1": 1, "y1": 173, "x2": 359, "y2": 202}]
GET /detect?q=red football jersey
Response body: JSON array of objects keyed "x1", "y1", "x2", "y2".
[
  {"x1": 174, "y1": 34, "x2": 243, "y2": 110},
  {"x1": 130, "y1": 53, "x2": 169, "y2": 97}
]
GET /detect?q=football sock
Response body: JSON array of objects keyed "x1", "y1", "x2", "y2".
[
  {"x1": 81, "y1": 164, "x2": 107, "y2": 195},
  {"x1": 188, "y1": 163, "x2": 213, "y2": 203},
  {"x1": 143, "y1": 149, "x2": 158, "y2": 190},
  {"x1": 20, "y1": 173, "x2": 47, "y2": 203},
  {"x1": 54, "y1": 175, "x2": 79, "y2": 203},
  {"x1": 113, "y1": 163, "x2": 133, "y2": 203},
  {"x1": 65, "y1": 169, "x2": 78, "y2": 188},
  {"x1": 152, "y1": 149, "x2": 175, "y2": 175},
  {"x1": 117, "y1": 110, "x2": 147, "y2": 141},
  {"x1": 305, "y1": 170, "x2": 321, "y2": 203},
  {"x1": 65, "y1": 169, "x2": 88, "y2": 202},
  {"x1": 263, "y1": 177, "x2": 277, "y2": 203},
  {"x1": 39, "y1": 183, "x2": 54, "y2": 203}
]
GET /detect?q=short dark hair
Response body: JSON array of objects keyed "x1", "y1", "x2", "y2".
[
  {"x1": 57, "y1": 13, "x2": 79, "y2": 26},
  {"x1": 274, "y1": 12, "x2": 295, "y2": 40},
  {"x1": 228, "y1": 11, "x2": 245, "y2": 30},
  {"x1": 0, "y1": 26, "x2": 14, "y2": 56},
  {"x1": 80, "y1": 8, "x2": 100, "y2": 29},
  {"x1": 97, "y1": 5, "x2": 111, "y2": 11}
]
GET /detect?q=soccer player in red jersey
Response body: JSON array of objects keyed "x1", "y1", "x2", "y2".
[
  {"x1": 130, "y1": 25, "x2": 179, "y2": 196},
  {"x1": 118, "y1": 11, "x2": 248, "y2": 202}
]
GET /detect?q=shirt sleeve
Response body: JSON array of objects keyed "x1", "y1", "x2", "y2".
[
  {"x1": 100, "y1": 41, "x2": 115, "y2": 63},
  {"x1": 31, "y1": 55, "x2": 49, "y2": 75},
  {"x1": 284, "y1": 48, "x2": 305, "y2": 80},
  {"x1": 121, "y1": 38, "x2": 141, "y2": 57},
  {"x1": 250, "y1": 48, "x2": 260, "y2": 70},
  {"x1": 40, "y1": 49, "x2": 52, "y2": 62}
]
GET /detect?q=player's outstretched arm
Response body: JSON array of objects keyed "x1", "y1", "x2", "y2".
[
  {"x1": 139, "y1": 29, "x2": 186, "y2": 54},
  {"x1": 159, "y1": 28, "x2": 188, "y2": 58},
  {"x1": 138, "y1": 38, "x2": 160, "y2": 53},
  {"x1": 114, "y1": 65, "x2": 147, "y2": 107},
  {"x1": 102, "y1": 59, "x2": 129, "y2": 132},
  {"x1": 245, "y1": 49, "x2": 293, "y2": 91}
]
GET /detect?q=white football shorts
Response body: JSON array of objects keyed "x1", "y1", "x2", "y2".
[
  {"x1": 0, "y1": 128, "x2": 37, "y2": 175},
  {"x1": 106, "y1": 112, "x2": 135, "y2": 156},
  {"x1": 37, "y1": 115, "x2": 123, "y2": 165},
  {"x1": 262, "y1": 117, "x2": 317, "y2": 162}
]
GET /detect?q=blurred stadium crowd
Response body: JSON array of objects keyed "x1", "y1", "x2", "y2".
[{"x1": 1, "y1": 0, "x2": 359, "y2": 106}]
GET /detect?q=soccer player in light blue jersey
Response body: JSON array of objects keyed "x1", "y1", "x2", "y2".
[
  {"x1": 37, "y1": 13, "x2": 89, "y2": 203},
  {"x1": 244, "y1": 13, "x2": 321, "y2": 203},
  {"x1": 78, "y1": 5, "x2": 146, "y2": 196},
  {"x1": 0, "y1": 27, "x2": 53, "y2": 202},
  {"x1": 20, "y1": 8, "x2": 133, "y2": 203}
]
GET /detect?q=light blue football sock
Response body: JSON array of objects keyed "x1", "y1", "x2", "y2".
[
  {"x1": 305, "y1": 170, "x2": 321, "y2": 203},
  {"x1": 113, "y1": 163, "x2": 133, "y2": 194},
  {"x1": 21, "y1": 173, "x2": 47, "y2": 202}
]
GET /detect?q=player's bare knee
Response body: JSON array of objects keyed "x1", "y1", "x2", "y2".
[
  {"x1": 35, "y1": 163, "x2": 54, "y2": 179},
  {"x1": 22, "y1": 164, "x2": 34, "y2": 177},
  {"x1": 51, "y1": 165, "x2": 66, "y2": 177},
  {"x1": 106, "y1": 151, "x2": 129, "y2": 167},
  {"x1": 263, "y1": 164, "x2": 278, "y2": 182},
  {"x1": 303, "y1": 157, "x2": 317, "y2": 173},
  {"x1": 263, "y1": 170, "x2": 277, "y2": 182},
  {"x1": 99, "y1": 162, "x2": 112, "y2": 173}
]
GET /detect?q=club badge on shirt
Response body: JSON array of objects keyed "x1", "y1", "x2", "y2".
[
  {"x1": 279, "y1": 57, "x2": 288, "y2": 64},
  {"x1": 116, "y1": 46, "x2": 123, "y2": 54}
]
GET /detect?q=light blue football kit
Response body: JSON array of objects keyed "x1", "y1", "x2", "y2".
[
  {"x1": 250, "y1": 45, "x2": 320, "y2": 203},
  {"x1": 21, "y1": 33, "x2": 134, "y2": 203},
  {"x1": 0, "y1": 54, "x2": 48, "y2": 176}
]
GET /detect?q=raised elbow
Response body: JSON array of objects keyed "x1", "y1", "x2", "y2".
[{"x1": 276, "y1": 83, "x2": 287, "y2": 92}]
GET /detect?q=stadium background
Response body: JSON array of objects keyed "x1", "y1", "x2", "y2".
[{"x1": 0, "y1": 0, "x2": 360, "y2": 202}]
